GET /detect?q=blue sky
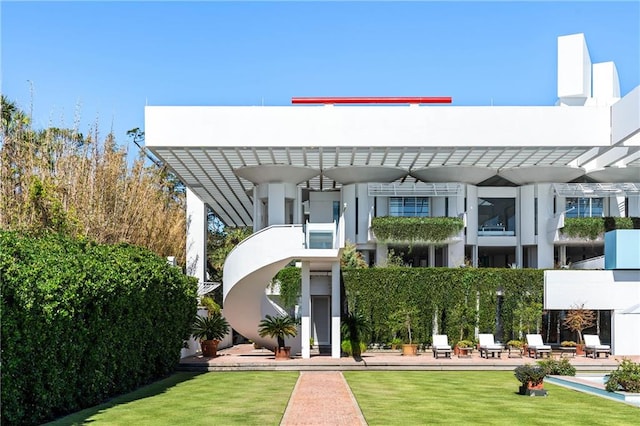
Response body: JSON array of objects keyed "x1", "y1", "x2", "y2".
[{"x1": 2, "y1": 1, "x2": 639, "y2": 151}]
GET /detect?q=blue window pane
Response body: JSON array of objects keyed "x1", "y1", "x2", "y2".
[{"x1": 389, "y1": 197, "x2": 429, "y2": 217}]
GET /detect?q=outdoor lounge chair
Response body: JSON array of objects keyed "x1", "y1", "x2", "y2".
[
  {"x1": 525, "y1": 334, "x2": 552, "y2": 359},
  {"x1": 431, "y1": 334, "x2": 452, "y2": 359},
  {"x1": 478, "y1": 334, "x2": 502, "y2": 359},
  {"x1": 583, "y1": 334, "x2": 611, "y2": 358}
]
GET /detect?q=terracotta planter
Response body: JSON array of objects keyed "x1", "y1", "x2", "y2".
[
  {"x1": 274, "y1": 346, "x2": 292, "y2": 360},
  {"x1": 519, "y1": 381, "x2": 547, "y2": 396},
  {"x1": 402, "y1": 343, "x2": 418, "y2": 356},
  {"x1": 200, "y1": 339, "x2": 220, "y2": 357},
  {"x1": 576, "y1": 344, "x2": 585, "y2": 355}
]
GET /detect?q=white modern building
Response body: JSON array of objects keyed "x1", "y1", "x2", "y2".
[{"x1": 146, "y1": 33, "x2": 640, "y2": 358}]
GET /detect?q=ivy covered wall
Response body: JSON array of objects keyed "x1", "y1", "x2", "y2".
[
  {"x1": 343, "y1": 267, "x2": 543, "y2": 346},
  {"x1": 275, "y1": 266, "x2": 544, "y2": 346}
]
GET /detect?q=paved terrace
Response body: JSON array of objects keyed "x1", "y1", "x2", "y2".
[{"x1": 179, "y1": 344, "x2": 638, "y2": 372}]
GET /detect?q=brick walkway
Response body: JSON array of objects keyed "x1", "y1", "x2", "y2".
[{"x1": 280, "y1": 371, "x2": 367, "y2": 426}]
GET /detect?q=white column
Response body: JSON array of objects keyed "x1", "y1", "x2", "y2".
[
  {"x1": 253, "y1": 187, "x2": 262, "y2": 232},
  {"x1": 294, "y1": 186, "x2": 302, "y2": 224},
  {"x1": 536, "y1": 184, "x2": 555, "y2": 269},
  {"x1": 342, "y1": 184, "x2": 357, "y2": 243},
  {"x1": 186, "y1": 188, "x2": 207, "y2": 284},
  {"x1": 300, "y1": 261, "x2": 311, "y2": 359},
  {"x1": 356, "y1": 183, "x2": 371, "y2": 244},
  {"x1": 466, "y1": 185, "x2": 478, "y2": 246},
  {"x1": 331, "y1": 261, "x2": 341, "y2": 359},
  {"x1": 268, "y1": 183, "x2": 286, "y2": 226}
]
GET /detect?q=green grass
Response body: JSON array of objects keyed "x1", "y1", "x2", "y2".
[
  {"x1": 46, "y1": 371, "x2": 638, "y2": 425},
  {"x1": 344, "y1": 371, "x2": 639, "y2": 425},
  {"x1": 46, "y1": 372, "x2": 298, "y2": 426}
]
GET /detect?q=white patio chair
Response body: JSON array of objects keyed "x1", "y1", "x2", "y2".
[
  {"x1": 431, "y1": 334, "x2": 452, "y2": 359},
  {"x1": 525, "y1": 334, "x2": 552, "y2": 359},
  {"x1": 478, "y1": 333, "x2": 502, "y2": 359},
  {"x1": 583, "y1": 334, "x2": 610, "y2": 358}
]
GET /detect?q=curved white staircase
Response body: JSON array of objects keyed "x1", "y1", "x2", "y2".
[{"x1": 223, "y1": 224, "x2": 342, "y2": 353}]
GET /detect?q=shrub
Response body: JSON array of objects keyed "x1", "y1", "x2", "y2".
[
  {"x1": 537, "y1": 358, "x2": 576, "y2": 376},
  {"x1": 606, "y1": 359, "x2": 640, "y2": 393},
  {"x1": 341, "y1": 340, "x2": 367, "y2": 356},
  {"x1": 0, "y1": 232, "x2": 197, "y2": 425},
  {"x1": 457, "y1": 339, "x2": 475, "y2": 348},
  {"x1": 514, "y1": 364, "x2": 546, "y2": 386}
]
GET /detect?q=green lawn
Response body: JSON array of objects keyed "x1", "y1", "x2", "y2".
[
  {"x1": 46, "y1": 371, "x2": 298, "y2": 426},
  {"x1": 344, "y1": 371, "x2": 639, "y2": 425},
  {"x1": 47, "y1": 371, "x2": 638, "y2": 425}
]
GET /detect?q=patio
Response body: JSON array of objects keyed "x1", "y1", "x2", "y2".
[{"x1": 179, "y1": 343, "x2": 637, "y2": 372}]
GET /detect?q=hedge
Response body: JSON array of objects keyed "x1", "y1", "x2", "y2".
[{"x1": 0, "y1": 232, "x2": 197, "y2": 425}]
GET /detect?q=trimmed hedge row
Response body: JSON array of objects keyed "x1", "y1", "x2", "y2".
[
  {"x1": 343, "y1": 267, "x2": 544, "y2": 346},
  {"x1": 0, "y1": 232, "x2": 197, "y2": 425}
]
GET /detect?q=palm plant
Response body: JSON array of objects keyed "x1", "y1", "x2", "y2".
[
  {"x1": 258, "y1": 314, "x2": 298, "y2": 348},
  {"x1": 192, "y1": 311, "x2": 230, "y2": 342}
]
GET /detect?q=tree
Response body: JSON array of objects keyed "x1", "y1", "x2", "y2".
[
  {"x1": 563, "y1": 303, "x2": 596, "y2": 344},
  {"x1": 0, "y1": 97, "x2": 187, "y2": 264},
  {"x1": 341, "y1": 240, "x2": 368, "y2": 268},
  {"x1": 207, "y1": 226, "x2": 253, "y2": 282}
]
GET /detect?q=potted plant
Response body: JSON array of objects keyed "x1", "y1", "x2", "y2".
[
  {"x1": 507, "y1": 339, "x2": 525, "y2": 357},
  {"x1": 191, "y1": 311, "x2": 230, "y2": 358},
  {"x1": 390, "y1": 305, "x2": 420, "y2": 356},
  {"x1": 514, "y1": 364, "x2": 548, "y2": 396},
  {"x1": 562, "y1": 304, "x2": 596, "y2": 355},
  {"x1": 454, "y1": 339, "x2": 474, "y2": 356},
  {"x1": 258, "y1": 314, "x2": 298, "y2": 360},
  {"x1": 341, "y1": 311, "x2": 369, "y2": 359},
  {"x1": 390, "y1": 337, "x2": 403, "y2": 350}
]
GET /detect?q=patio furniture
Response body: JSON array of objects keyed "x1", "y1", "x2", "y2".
[
  {"x1": 583, "y1": 334, "x2": 611, "y2": 358},
  {"x1": 478, "y1": 334, "x2": 502, "y2": 359},
  {"x1": 525, "y1": 334, "x2": 552, "y2": 359},
  {"x1": 431, "y1": 334, "x2": 452, "y2": 359}
]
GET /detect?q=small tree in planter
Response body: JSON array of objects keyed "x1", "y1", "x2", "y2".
[
  {"x1": 191, "y1": 311, "x2": 230, "y2": 357},
  {"x1": 563, "y1": 303, "x2": 596, "y2": 354},
  {"x1": 390, "y1": 304, "x2": 420, "y2": 356},
  {"x1": 258, "y1": 314, "x2": 298, "y2": 360},
  {"x1": 514, "y1": 364, "x2": 548, "y2": 396}
]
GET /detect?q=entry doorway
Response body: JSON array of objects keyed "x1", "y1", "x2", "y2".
[{"x1": 311, "y1": 296, "x2": 331, "y2": 346}]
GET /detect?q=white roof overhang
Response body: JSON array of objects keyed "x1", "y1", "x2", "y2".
[{"x1": 145, "y1": 104, "x2": 640, "y2": 227}]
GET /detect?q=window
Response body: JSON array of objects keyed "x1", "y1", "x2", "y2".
[
  {"x1": 565, "y1": 198, "x2": 603, "y2": 218},
  {"x1": 389, "y1": 197, "x2": 429, "y2": 217},
  {"x1": 308, "y1": 231, "x2": 333, "y2": 249},
  {"x1": 332, "y1": 201, "x2": 340, "y2": 223},
  {"x1": 478, "y1": 198, "x2": 516, "y2": 236}
]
